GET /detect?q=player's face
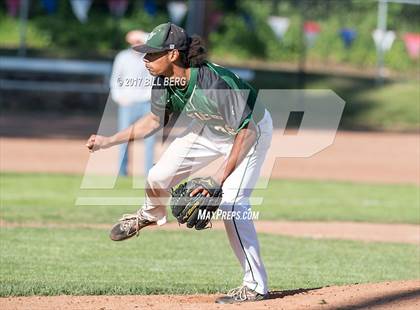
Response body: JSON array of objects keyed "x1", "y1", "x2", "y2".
[{"x1": 143, "y1": 51, "x2": 173, "y2": 77}]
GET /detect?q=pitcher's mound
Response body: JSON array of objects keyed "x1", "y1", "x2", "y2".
[{"x1": 1, "y1": 280, "x2": 419, "y2": 310}]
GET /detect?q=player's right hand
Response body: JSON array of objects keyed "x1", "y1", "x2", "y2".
[{"x1": 86, "y1": 134, "x2": 110, "y2": 152}]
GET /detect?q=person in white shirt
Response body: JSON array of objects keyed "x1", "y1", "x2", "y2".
[{"x1": 110, "y1": 30, "x2": 155, "y2": 176}]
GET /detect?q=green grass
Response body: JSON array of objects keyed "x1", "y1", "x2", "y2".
[
  {"x1": 0, "y1": 227, "x2": 418, "y2": 296},
  {"x1": 1, "y1": 173, "x2": 419, "y2": 225},
  {"x1": 256, "y1": 179, "x2": 420, "y2": 223},
  {"x1": 350, "y1": 81, "x2": 420, "y2": 131},
  {"x1": 1, "y1": 172, "x2": 418, "y2": 296},
  {"x1": 257, "y1": 72, "x2": 420, "y2": 132},
  {"x1": 317, "y1": 79, "x2": 420, "y2": 131}
]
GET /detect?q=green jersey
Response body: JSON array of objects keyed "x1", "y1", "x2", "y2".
[{"x1": 151, "y1": 61, "x2": 265, "y2": 136}]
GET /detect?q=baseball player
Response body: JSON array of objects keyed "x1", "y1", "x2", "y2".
[
  {"x1": 86, "y1": 22, "x2": 273, "y2": 304},
  {"x1": 110, "y1": 30, "x2": 155, "y2": 176}
]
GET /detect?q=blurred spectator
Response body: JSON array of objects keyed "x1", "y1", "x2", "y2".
[{"x1": 110, "y1": 30, "x2": 155, "y2": 176}]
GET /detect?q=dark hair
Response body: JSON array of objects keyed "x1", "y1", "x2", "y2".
[{"x1": 180, "y1": 35, "x2": 207, "y2": 67}]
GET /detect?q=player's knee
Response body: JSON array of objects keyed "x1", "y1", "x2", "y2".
[{"x1": 147, "y1": 166, "x2": 168, "y2": 189}]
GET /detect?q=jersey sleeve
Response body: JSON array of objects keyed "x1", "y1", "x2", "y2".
[
  {"x1": 151, "y1": 77, "x2": 172, "y2": 124},
  {"x1": 199, "y1": 66, "x2": 255, "y2": 134},
  {"x1": 219, "y1": 87, "x2": 253, "y2": 132},
  {"x1": 208, "y1": 77, "x2": 253, "y2": 133}
]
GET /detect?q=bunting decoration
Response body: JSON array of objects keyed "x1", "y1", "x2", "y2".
[
  {"x1": 209, "y1": 11, "x2": 223, "y2": 32},
  {"x1": 403, "y1": 33, "x2": 420, "y2": 59},
  {"x1": 340, "y1": 28, "x2": 357, "y2": 48},
  {"x1": 6, "y1": 0, "x2": 20, "y2": 17},
  {"x1": 70, "y1": 0, "x2": 93, "y2": 23},
  {"x1": 167, "y1": 1, "x2": 188, "y2": 25},
  {"x1": 144, "y1": 0, "x2": 157, "y2": 17},
  {"x1": 267, "y1": 16, "x2": 290, "y2": 40},
  {"x1": 304, "y1": 21, "x2": 321, "y2": 48},
  {"x1": 4, "y1": 1, "x2": 419, "y2": 64},
  {"x1": 41, "y1": 0, "x2": 58, "y2": 14},
  {"x1": 107, "y1": 0, "x2": 128, "y2": 18},
  {"x1": 242, "y1": 13, "x2": 255, "y2": 31},
  {"x1": 372, "y1": 29, "x2": 396, "y2": 52}
]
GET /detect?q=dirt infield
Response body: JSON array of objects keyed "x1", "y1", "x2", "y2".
[
  {"x1": 1, "y1": 280, "x2": 419, "y2": 310},
  {"x1": 1, "y1": 221, "x2": 418, "y2": 308},
  {"x1": 1, "y1": 130, "x2": 419, "y2": 184},
  {"x1": 2, "y1": 116, "x2": 419, "y2": 309},
  {"x1": 1, "y1": 220, "x2": 419, "y2": 244},
  {"x1": 1, "y1": 111, "x2": 419, "y2": 183}
]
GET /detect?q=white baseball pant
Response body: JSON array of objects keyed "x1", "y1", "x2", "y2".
[{"x1": 142, "y1": 109, "x2": 273, "y2": 295}]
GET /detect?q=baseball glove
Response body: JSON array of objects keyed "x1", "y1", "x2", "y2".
[{"x1": 170, "y1": 177, "x2": 223, "y2": 230}]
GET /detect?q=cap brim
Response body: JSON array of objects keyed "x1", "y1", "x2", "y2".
[{"x1": 133, "y1": 44, "x2": 166, "y2": 54}]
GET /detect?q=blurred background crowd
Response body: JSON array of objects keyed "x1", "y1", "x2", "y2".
[{"x1": 0, "y1": 0, "x2": 419, "y2": 135}]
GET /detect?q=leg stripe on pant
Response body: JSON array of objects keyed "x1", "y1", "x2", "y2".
[{"x1": 230, "y1": 119, "x2": 262, "y2": 291}]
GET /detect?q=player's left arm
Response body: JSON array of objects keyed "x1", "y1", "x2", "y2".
[
  {"x1": 189, "y1": 120, "x2": 257, "y2": 197},
  {"x1": 213, "y1": 86, "x2": 258, "y2": 186},
  {"x1": 215, "y1": 120, "x2": 257, "y2": 185},
  {"x1": 190, "y1": 74, "x2": 258, "y2": 196}
]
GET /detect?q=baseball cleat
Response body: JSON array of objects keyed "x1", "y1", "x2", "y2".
[
  {"x1": 215, "y1": 285, "x2": 269, "y2": 304},
  {"x1": 109, "y1": 209, "x2": 156, "y2": 241}
]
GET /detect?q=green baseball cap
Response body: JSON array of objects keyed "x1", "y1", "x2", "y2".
[{"x1": 133, "y1": 22, "x2": 189, "y2": 54}]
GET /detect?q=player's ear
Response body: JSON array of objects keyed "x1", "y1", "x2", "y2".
[{"x1": 168, "y1": 49, "x2": 180, "y2": 62}]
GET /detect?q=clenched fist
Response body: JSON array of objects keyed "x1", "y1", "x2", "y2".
[{"x1": 86, "y1": 134, "x2": 111, "y2": 152}]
